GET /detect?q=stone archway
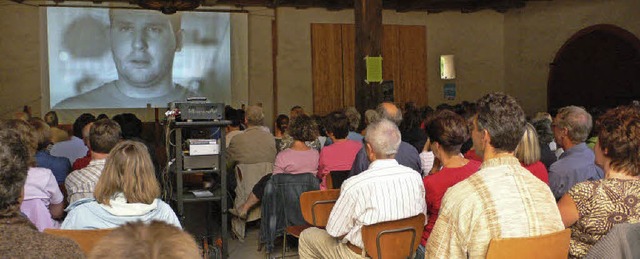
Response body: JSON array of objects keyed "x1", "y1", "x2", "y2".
[{"x1": 548, "y1": 24, "x2": 640, "y2": 113}]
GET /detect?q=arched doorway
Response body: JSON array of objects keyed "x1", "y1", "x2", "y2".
[{"x1": 548, "y1": 24, "x2": 640, "y2": 113}]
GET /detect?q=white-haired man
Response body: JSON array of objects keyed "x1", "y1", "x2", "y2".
[{"x1": 298, "y1": 119, "x2": 426, "y2": 258}]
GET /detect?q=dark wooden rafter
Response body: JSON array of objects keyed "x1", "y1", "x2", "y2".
[{"x1": 216, "y1": 0, "x2": 531, "y2": 13}]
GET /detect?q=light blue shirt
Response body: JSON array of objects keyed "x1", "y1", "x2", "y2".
[
  {"x1": 347, "y1": 131, "x2": 364, "y2": 142},
  {"x1": 61, "y1": 198, "x2": 181, "y2": 230},
  {"x1": 50, "y1": 136, "x2": 88, "y2": 165},
  {"x1": 548, "y1": 143, "x2": 604, "y2": 200}
]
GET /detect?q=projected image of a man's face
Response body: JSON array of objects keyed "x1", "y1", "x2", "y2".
[{"x1": 110, "y1": 10, "x2": 178, "y2": 88}]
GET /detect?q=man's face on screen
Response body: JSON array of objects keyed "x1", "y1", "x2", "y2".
[{"x1": 110, "y1": 10, "x2": 178, "y2": 88}]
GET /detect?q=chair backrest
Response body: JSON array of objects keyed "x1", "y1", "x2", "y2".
[
  {"x1": 485, "y1": 228, "x2": 571, "y2": 259},
  {"x1": 361, "y1": 213, "x2": 425, "y2": 259},
  {"x1": 44, "y1": 228, "x2": 113, "y2": 255},
  {"x1": 299, "y1": 189, "x2": 340, "y2": 227},
  {"x1": 327, "y1": 170, "x2": 350, "y2": 189}
]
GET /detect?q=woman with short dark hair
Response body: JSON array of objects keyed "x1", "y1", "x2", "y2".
[
  {"x1": 416, "y1": 110, "x2": 481, "y2": 258},
  {"x1": 558, "y1": 104, "x2": 640, "y2": 258},
  {"x1": 317, "y1": 112, "x2": 362, "y2": 189}
]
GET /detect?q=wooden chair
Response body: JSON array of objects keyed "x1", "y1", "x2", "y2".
[
  {"x1": 282, "y1": 189, "x2": 340, "y2": 258},
  {"x1": 44, "y1": 228, "x2": 113, "y2": 255},
  {"x1": 485, "y1": 228, "x2": 571, "y2": 259},
  {"x1": 326, "y1": 170, "x2": 350, "y2": 189},
  {"x1": 361, "y1": 213, "x2": 425, "y2": 259}
]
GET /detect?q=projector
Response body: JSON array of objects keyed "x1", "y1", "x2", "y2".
[{"x1": 170, "y1": 98, "x2": 223, "y2": 121}]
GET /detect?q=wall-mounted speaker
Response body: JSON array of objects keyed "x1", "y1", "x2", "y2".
[{"x1": 440, "y1": 55, "x2": 456, "y2": 80}]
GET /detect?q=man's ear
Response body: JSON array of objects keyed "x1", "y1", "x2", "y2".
[
  {"x1": 482, "y1": 129, "x2": 491, "y2": 147},
  {"x1": 175, "y1": 29, "x2": 184, "y2": 52}
]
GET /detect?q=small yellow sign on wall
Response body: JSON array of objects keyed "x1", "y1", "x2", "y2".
[{"x1": 365, "y1": 56, "x2": 383, "y2": 84}]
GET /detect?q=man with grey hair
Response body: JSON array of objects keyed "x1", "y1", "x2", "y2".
[
  {"x1": 227, "y1": 105, "x2": 276, "y2": 166},
  {"x1": 348, "y1": 102, "x2": 421, "y2": 177},
  {"x1": 299, "y1": 119, "x2": 426, "y2": 258},
  {"x1": 548, "y1": 106, "x2": 603, "y2": 200}
]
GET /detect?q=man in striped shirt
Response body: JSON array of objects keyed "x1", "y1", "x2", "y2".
[
  {"x1": 426, "y1": 93, "x2": 564, "y2": 258},
  {"x1": 65, "y1": 119, "x2": 122, "y2": 204},
  {"x1": 299, "y1": 119, "x2": 426, "y2": 259}
]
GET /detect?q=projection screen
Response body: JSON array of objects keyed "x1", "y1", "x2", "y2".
[{"x1": 47, "y1": 7, "x2": 231, "y2": 109}]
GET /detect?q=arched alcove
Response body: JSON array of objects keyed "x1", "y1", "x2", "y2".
[{"x1": 548, "y1": 24, "x2": 640, "y2": 113}]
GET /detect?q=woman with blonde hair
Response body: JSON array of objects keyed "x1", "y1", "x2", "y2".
[
  {"x1": 515, "y1": 123, "x2": 549, "y2": 184},
  {"x1": 61, "y1": 141, "x2": 180, "y2": 229}
]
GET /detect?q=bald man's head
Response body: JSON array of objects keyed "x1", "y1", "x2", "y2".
[{"x1": 376, "y1": 102, "x2": 402, "y2": 125}]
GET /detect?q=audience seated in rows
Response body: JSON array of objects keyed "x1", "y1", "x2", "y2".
[
  {"x1": 349, "y1": 102, "x2": 421, "y2": 177},
  {"x1": 0, "y1": 123, "x2": 84, "y2": 257},
  {"x1": 299, "y1": 119, "x2": 426, "y2": 258},
  {"x1": 417, "y1": 110, "x2": 481, "y2": 258},
  {"x1": 549, "y1": 106, "x2": 604, "y2": 200},
  {"x1": 4, "y1": 119, "x2": 65, "y2": 231},
  {"x1": 426, "y1": 93, "x2": 564, "y2": 258},
  {"x1": 62, "y1": 140, "x2": 180, "y2": 229},
  {"x1": 557, "y1": 104, "x2": 640, "y2": 258},
  {"x1": 515, "y1": 123, "x2": 550, "y2": 184},
  {"x1": 231, "y1": 114, "x2": 320, "y2": 219},
  {"x1": 89, "y1": 221, "x2": 200, "y2": 259},
  {"x1": 51, "y1": 113, "x2": 94, "y2": 165},
  {"x1": 30, "y1": 118, "x2": 71, "y2": 185},
  {"x1": 65, "y1": 119, "x2": 121, "y2": 204},
  {"x1": 317, "y1": 112, "x2": 362, "y2": 190}
]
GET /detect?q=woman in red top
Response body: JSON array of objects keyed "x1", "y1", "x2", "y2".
[
  {"x1": 417, "y1": 110, "x2": 481, "y2": 258},
  {"x1": 515, "y1": 123, "x2": 549, "y2": 184}
]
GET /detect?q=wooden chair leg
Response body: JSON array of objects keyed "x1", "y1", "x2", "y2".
[{"x1": 282, "y1": 234, "x2": 287, "y2": 259}]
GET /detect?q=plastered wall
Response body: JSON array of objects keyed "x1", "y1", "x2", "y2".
[{"x1": 504, "y1": 0, "x2": 640, "y2": 115}]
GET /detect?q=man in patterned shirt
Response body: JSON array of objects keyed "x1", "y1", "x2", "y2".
[
  {"x1": 298, "y1": 119, "x2": 426, "y2": 258},
  {"x1": 65, "y1": 119, "x2": 121, "y2": 204},
  {"x1": 426, "y1": 93, "x2": 564, "y2": 258}
]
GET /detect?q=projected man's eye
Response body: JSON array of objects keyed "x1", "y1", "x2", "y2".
[
  {"x1": 146, "y1": 26, "x2": 163, "y2": 34},
  {"x1": 117, "y1": 24, "x2": 133, "y2": 32}
]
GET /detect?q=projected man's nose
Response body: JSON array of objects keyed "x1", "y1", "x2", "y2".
[{"x1": 132, "y1": 30, "x2": 148, "y2": 50}]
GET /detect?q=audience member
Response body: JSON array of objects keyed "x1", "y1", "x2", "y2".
[
  {"x1": 426, "y1": 93, "x2": 564, "y2": 258},
  {"x1": 548, "y1": 106, "x2": 604, "y2": 200},
  {"x1": 349, "y1": 102, "x2": 421, "y2": 177},
  {"x1": 44, "y1": 111, "x2": 70, "y2": 143},
  {"x1": 417, "y1": 110, "x2": 481, "y2": 258},
  {"x1": 231, "y1": 114, "x2": 320, "y2": 219},
  {"x1": 224, "y1": 107, "x2": 243, "y2": 148},
  {"x1": 30, "y1": 118, "x2": 72, "y2": 184},
  {"x1": 96, "y1": 113, "x2": 109, "y2": 120},
  {"x1": 515, "y1": 123, "x2": 549, "y2": 184},
  {"x1": 317, "y1": 112, "x2": 362, "y2": 189},
  {"x1": 112, "y1": 113, "x2": 159, "y2": 178},
  {"x1": 290, "y1": 105, "x2": 305, "y2": 120},
  {"x1": 227, "y1": 105, "x2": 277, "y2": 166},
  {"x1": 400, "y1": 109, "x2": 427, "y2": 152},
  {"x1": 89, "y1": 221, "x2": 200, "y2": 259},
  {"x1": 278, "y1": 109, "x2": 322, "y2": 151},
  {"x1": 51, "y1": 113, "x2": 95, "y2": 165},
  {"x1": 65, "y1": 119, "x2": 121, "y2": 204},
  {"x1": 71, "y1": 121, "x2": 94, "y2": 170},
  {"x1": 360, "y1": 109, "x2": 378, "y2": 136},
  {"x1": 557, "y1": 104, "x2": 640, "y2": 258},
  {"x1": 0, "y1": 122, "x2": 83, "y2": 257},
  {"x1": 531, "y1": 116, "x2": 557, "y2": 168},
  {"x1": 274, "y1": 114, "x2": 289, "y2": 149},
  {"x1": 4, "y1": 119, "x2": 65, "y2": 231},
  {"x1": 299, "y1": 119, "x2": 426, "y2": 258},
  {"x1": 62, "y1": 141, "x2": 180, "y2": 229},
  {"x1": 344, "y1": 107, "x2": 364, "y2": 142}
]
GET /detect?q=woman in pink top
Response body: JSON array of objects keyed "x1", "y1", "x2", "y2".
[
  {"x1": 231, "y1": 115, "x2": 319, "y2": 218},
  {"x1": 4, "y1": 119, "x2": 65, "y2": 231},
  {"x1": 317, "y1": 112, "x2": 362, "y2": 189},
  {"x1": 417, "y1": 110, "x2": 480, "y2": 259},
  {"x1": 515, "y1": 123, "x2": 549, "y2": 184}
]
